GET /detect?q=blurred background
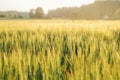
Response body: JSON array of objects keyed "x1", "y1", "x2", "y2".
[{"x1": 0, "y1": 0, "x2": 120, "y2": 20}]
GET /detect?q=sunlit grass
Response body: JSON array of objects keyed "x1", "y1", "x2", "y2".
[{"x1": 0, "y1": 20, "x2": 120, "y2": 80}]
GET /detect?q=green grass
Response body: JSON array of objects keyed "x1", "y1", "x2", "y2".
[{"x1": 0, "y1": 20, "x2": 120, "y2": 80}]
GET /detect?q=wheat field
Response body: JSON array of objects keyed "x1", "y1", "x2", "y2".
[{"x1": 0, "y1": 20, "x2": 120, "y2": 80}]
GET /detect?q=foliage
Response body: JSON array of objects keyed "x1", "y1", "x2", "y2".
[
  {"x1": 29, "y1": 7, "x2": 44, "y2": 19},
  {"x1": 29, "y1": 9, "x2": 35, "y2": 19},
  {"x1": 47, "y1": 1, "x2": 120, "y2": 20},
  {"x1": 111, "y1": 8, "x2": 120, "y2": 19},
  {"x1": 0, "y1": 11, "x2": 23, "y2": 19}
]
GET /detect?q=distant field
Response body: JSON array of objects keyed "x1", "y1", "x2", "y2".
[{"x1": 0, "y1": 20, "x2": 120, "y2": 80}]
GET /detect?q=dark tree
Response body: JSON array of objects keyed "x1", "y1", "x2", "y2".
[
  {"x1": 29, "y1": 9, "x2": 35, "y2": 18},
  {"x1": 35, "y1": 7, "x2": 44, "y2": 18}
]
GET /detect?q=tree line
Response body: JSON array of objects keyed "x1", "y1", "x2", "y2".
[
  {"x1": 46, "y1": 1, "x2": 120, "y2": 20},
  {"x1": 28, "y1": 0, "x2": 120, "y2": 20},
  {"x1": 0, "y1": 11, "x2": 23, "y2": 19},
  {"x1": 0, "y1": 0, "x2": 120, "y2": 20}
]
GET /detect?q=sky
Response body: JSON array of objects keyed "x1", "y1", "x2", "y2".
[{"x1": 0, "y1": 0, "x2": 95, "y2": 13}]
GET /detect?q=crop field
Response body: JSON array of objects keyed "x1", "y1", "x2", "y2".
[{"x1": 0, "y1": 20, "x2": 120, "y2": 80}]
